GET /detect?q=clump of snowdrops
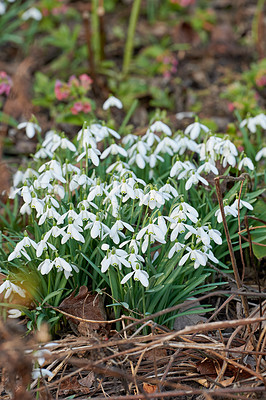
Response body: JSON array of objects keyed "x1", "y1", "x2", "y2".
[{"x1": 0, "y1": 99, "x2": 265, "y2": 331}]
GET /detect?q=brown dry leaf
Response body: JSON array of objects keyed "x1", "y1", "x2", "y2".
[
  {"x1": 59, "y1": 286, "x2": 107, "y2": 336},
  {"x1": 143, "y1": 383, "x2": 157, "y2": 394},
  {"x1": 144, "y1": 348, "x2": 167, "y2": 360},
  {"x1": 193, "y1": 378, "x2": 209, "y2": 388},
  {"x1": 196, "y1": 359, "x2": 220, "y2": 377},
  {"x1": 220, "y1": 376, "x2": 235, "y2": 387},
  {"x1": 78, "y1": 371, "x2": 95, "y2": 388},
  {"x1": 58, "y1": 376, "x2": 91, "y2": 396}
]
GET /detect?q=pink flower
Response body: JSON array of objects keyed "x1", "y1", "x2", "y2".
[
  {"x1": 55, "y1": 80, "x2": 70, "y2": 100},
  {"x1": 79, "y1": 74, "x2": 93, "y2": 91},
  {"x1": 0, "y1": 71, "x2": 12, "y2": 96},
  {"x1": 256, "y1": 75, "x2": 266, "y2": 88},
  {"x1": 227, "y1": 102, "x2": 235, "y2": 112},
  {"x1": 70, "y1": 101, "x2": 83, "y2": 115},
  {"x1": 68, "y1": 75, "x2": 79, "y2": 87},
  {"x1": 82, "y1": 102, "x2": 92, "y2": 113}
]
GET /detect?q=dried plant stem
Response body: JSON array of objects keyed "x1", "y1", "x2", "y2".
[
  {"x1": 122, "y1": 0, "x2": 142, "y2": 76},
  {"x1": 214, "y1": 176, "x2": 250, "y2": 324}
]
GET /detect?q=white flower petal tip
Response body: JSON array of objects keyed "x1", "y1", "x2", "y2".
[{"x1": 103, "y1": 96, "x2": 123, "y2": 110}]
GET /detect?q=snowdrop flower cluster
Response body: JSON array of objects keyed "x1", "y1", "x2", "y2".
[
  {"x1": 240, "y1": 113, "x2": 266, "y2": 133},
  {"x1": 2, "y1": 106, "x2": 258, "y2": 322}
]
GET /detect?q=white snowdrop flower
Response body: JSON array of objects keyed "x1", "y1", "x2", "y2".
[
  {"x1": 170, "y1": 159, "x2": 186, "y2": 178},
  {"x1": 11, "y1": 184, "x2": 35, "y2": 204},
  {"x1": 17, "y1": 121, "x2": 41, "y2": 139},
  {"x1": 170, "y1": 202, "x2": 199, "y2": 223},
  {"x1": 13, "y1": 170, "x2": 24, "y2": 187},
  {"x1": 76, "y1": 146, "x2": 101, "y2": 165},
  {"x1": 142, "y1": 130, "x2": 160, "y2": 147},
  {"x1": 174, "y1": 134, "x2": 198, "y2": 155},
  {"x1": 128, "y1": 140, "x2": 149, "y2": 158},
  {"x1": 185, "y1": 171, "x2": 209, "y2": 191},
  {"x1": 106, "y1": 160, "x2": 131, "y2": 174},
  {"x1": 136, "y1": 223, "x2": 166, "y2": 244},
  {"x1": 33, "y1": 349, "x2": 52, "y2": 367},
  {"x1": 51, "y1": 136, "x2": 76, "y2": 153},
  {"x1": 103, "y1": 96, "x2": 123, "y2": 110},
  {"x1": 69, "y1": 173, "x2": 94, "y2": 191},
  {"x1": 38, "y1": 205, "x2": 61, "y2": 225},
  {"x1": 220, "y1": 139, "x2": 238, "y2": 168},
  {"x1": 215, "y1": 204, "x2": 238, "y2": 223},
  {"x1": 184, "y1": 121, "x2": 210, "y2": 140},
  {"x1": 95, "y1": 125, "x2": 121, "y2": 141},
  {"x1": 57, "y1": 208, "x2": 80, "y2": 225},
  {"x1": 238, "y1": 157, "x2": 254, "y2": 171},
  {"x1": 208, "y1": 228, "x2": 222, "y2": 245},
  {"x1": 38, "y1": 258, "x2": 54, "y2": 275},
  {"x1": 202, "y1": 246, "x2": 219, "y2": 264},
  {"x1": 36, "y1": 240, "x2": 56, "y2": 258},
  {"x1": 61, "y1": 222, "x2": 85, "y2": 244},
  {"x1": 149, "y1": 121, "x2": 172, "y2": 136},
  {"x1": 34, "y1": 147, "x2": 53, "y2": 160},
  {"x1": 232, "y1": 198, "x2": 253, "y2": 211},
  {"x1": 168, "y1": 242, "x2": 185, "y2": 259},
  {"x1": 159, "y1": 182, "x2": 178, "y2": 198},
  {"x1": 0, "y1": 280, "x2": 26, "y2": 299},
  {"x1": 129, "y1": 152, "x2": 147, "y2": 169},
  {"x1": 155, "y1": 137, "x2": 178, "y2": 156},
  {"x1": 179, "y1": 247, "x2": 207, "y2": 269},
  {"x1": 62, "y1": 162, "x2": 80, "y2": 176},
  {"x1": 171, "y1": 160, "x2": 196, "y2": 180},
  {"x1": 255, "y1": 147, "x2": 266, "y2": 161},
  {"x1": 146, "y1": 153, "x2": 164, "y2": 168},
  {"x1": 21, "y1": 7, "x2": 42, "y2": 20},
  {"x1": 77, "y1": 199, "x2": 98, "y2": 211},
  {"x1": 154, "y1": 215, "x2": 173, "y2": 235},
  {"x1": 128, "y1": 252, "x2": 145, "y2": 268},
  {"x1": 176, "y1": 111, "x2": 195, "y2": 120},
  {"x1": 8, "y1": 234, "x2": 37, "y2": 261},
  {"x1": 52, "y1": 184, "x2": 65, "y2": 199},
  {"x1": 42, "y1": 130, "x2": 61, "y2": 151},
  {"x1": 101, "y1": 245, "x2": 130, "y2": 273},
  {"x1": 101, "y1": 143, "x2": 127, "y2": 159},
  {"x1": 192, "y1": 226, "x2": 211, "y2": 246},
  {"x1": 170, "y1": 220, "x2": 197, "y2": 242},
  {"x1": 32, "y1": 369, "x2": 53, "y2": 380},
  {"x1": 139, "y1": 188, "x2": 165, "y2": 210},
  {"x1": 54, "y1": 257, "x2": 72, "y2": 272},
  {"x1": 87, "y1": 181, "x2": 108, "y2": 201},
  {"x1": 14, "y1": 234, "x2": 37, "y2": 252},
  {"x1": 43, "y1": 195, "x2": 59, "y2": 208},
  {"x1": 109, "y1": 220, "x2": 134, "y2": 244},
  {"x1": 240, "y1": 113, "x2": 266, "y2": 133},
  {"x1": 85, "y1": 217, "x2": 110, "y2": 239},
  {"x1": 122, "y1": 134, "x2": 138, "y2": 146},
  {"x1": 0, "y1": 2, "x2": 6, "y2": 15},
  {"x1": 197, "y1": 160, "x2": 218, "y2": 175},
  {"x1": 43, "y1": 225, "x2": 64, "y2": 241},
  {"x1": 8, "y1": 309, "x2": 22, "y2": 319},
  {"x1": 7, "y1": 246, "x2": 31, "y2": 261},
  {"x1": 120, "y1": 238, "x2": 140, "y2": 253},
  {"x1": 20, "y1": 203, "x2": 32, "y2": 216},
  {"x1": 23, "y1": 168, "x2": 39, "y2": 181},
  {"x1": 121, "y1": 264, "x2": 149, "y2": 287}
]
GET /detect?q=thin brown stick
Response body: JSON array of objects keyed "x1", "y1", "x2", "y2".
[
  {"x1": 214, "y1": 176, "x2": 251, "y2": 329},
  {"x1": 237, "y1": 179, "x2": 246, "y2": 281}
]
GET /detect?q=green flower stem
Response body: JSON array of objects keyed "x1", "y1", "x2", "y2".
[{"x1": 122, "y1": 0, "x2": 142, "y2": 76}]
